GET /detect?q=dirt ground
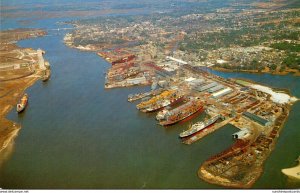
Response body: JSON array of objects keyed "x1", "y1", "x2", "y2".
[{"x1": 0, "y1": 29, "x2": 45, "y2": 154}]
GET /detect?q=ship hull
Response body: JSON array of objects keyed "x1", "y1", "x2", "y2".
[
  {"x1": 142, "y1": 96, "x2": 184, "y2": 113},
  {"x1": 160, "y1": 106, "x2": 204, "y2": 126},
  {"x1": 179, "y1": 115, "x2": 220, "y2": 138},
  {"x1": 136, "y1": 90, "x2": 176, "y2": 110},
  {"x1": 17, "y1": 94, "x2": 28, "y2": 113},
  {"x1": 180, "y1": 123, "x2": 215, "y2": 139}
]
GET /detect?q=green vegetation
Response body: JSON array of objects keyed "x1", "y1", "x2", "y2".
[
  {"x1": 271, "y1": 42, "x2": 300, "y2": 52},
  {"x1": 270, "y1": 64, "x2": 277, "y2": 71},
  {"x1": 282, "y1": 53, "x2": 300, "y2": 70},
  {"x1": 273, "y1": 31, "x2": 299, "y2": 40}
]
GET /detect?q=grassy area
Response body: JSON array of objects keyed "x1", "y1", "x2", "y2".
[
  {"x1": 271, "y1": 42, "x2": 300, "y2": 52},
  {"x1": 235, "y1": 79, "x2": 253, "y2": 87}
]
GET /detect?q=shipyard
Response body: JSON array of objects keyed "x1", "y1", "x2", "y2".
[
  {"x1": 1, "y1": 0, "x2": 300, "y2": 190},
  {"x1": 62, "y1": 5, "x2": 299, "y2": 186},
  {"x1": 91, "y1": 39, "x2": 298, "y2": 188}
]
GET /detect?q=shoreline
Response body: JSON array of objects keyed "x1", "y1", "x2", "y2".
[
  {"x1": 0, "y1": 28, "x2": 47, "y2": 154},
  {"x1": 212, "y1": 67, "x2": 300, "y2": 77},
  {"x1": 198, "y1": 103, "x2": 292, "y2": 188},
  {"x1": 0, "y1": 74, "x2": 40, "y2": 154},
  {"x1": 233, "y1": 78, "x2": 299, "y2": 104}
]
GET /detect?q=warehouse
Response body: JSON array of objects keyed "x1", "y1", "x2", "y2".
[
  {"x1": 212, "y1": 88, "x2": 232, "y2": 98},
  {"x1": 208, "y1": 85, "x2": 224, "y2": 93},
  {"x1": 195, "y1": 82, "x2": 218, "y2": 92},
  {"x1": 243, "y1": 112, "x2": 269, "y2": 126}
]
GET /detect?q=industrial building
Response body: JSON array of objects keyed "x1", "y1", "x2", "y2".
[
  {"x1": 232, "y1": 128, "x2": 251, "y2": 139},
  {"x1": 208, "y1": 84, "x2": 224, "y2": 93},
  {"x1": 185, "y1": 78, "x2": 206, "y2": 87},
  {"x1": 195, "y1": 82, "x2": 218, "y2": 92},
  {"x1": 243, "y1": 111, "x2": 269, "y2": 126},
  {"x1": 155, "y1": 70, "x2": 175, "y2": 77},
  {"x1": 211, "y1": 88, "x2": 232, "y2": 98},
  {"x1": 126, "y1": 76, "x2": 147, "y2": 85}
]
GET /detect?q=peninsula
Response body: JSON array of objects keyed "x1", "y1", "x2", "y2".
[{"x1": 0, "y1": 29, "x2": 50, "y2": 154}]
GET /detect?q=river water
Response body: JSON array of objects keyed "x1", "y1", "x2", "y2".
[{"x1": 0, "y1": 9, "x2": 300, "y2": 189}]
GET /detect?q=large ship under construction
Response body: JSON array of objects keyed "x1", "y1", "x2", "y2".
[
  {"x1": 179, "y1": 114, "x2": 221, "y2": 138},
  {"x1": 136, "y1": 90, "x2": 176, "y2": 110},
  {"x1": 158, "y1": 98, "x2": 204, "y2": 126},
  {"x1": 141, "y1": 92, "x2": 184, "y2": 113}
]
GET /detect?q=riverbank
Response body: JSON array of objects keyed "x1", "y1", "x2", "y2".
[
  {"x1": 0, "y1": 29, "x2": 47, "y2": 154},
  {"x1": 198, "y1": 103, "x2": 292, "y2": 188},
  {"x1": 212, "y1": 67, "x2": 300, "y2": 77}
]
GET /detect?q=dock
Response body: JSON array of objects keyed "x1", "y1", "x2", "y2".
[
  {"x1": 128, "y1": 88, "x2": 163, "y2": 102},
  {"x1": 182, "y1": 118, "x2": 233, "y2": 145},
  {"x1": 37, "y1": 49, "x2": 46, "y2": 71}
]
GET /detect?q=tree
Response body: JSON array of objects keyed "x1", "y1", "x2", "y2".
[
  {"x1": 279, "y1": 65, "x2": 286, "y2": 72},
  {"x1": 270, "y1": 64, "x2": 277, "y2": 71}
]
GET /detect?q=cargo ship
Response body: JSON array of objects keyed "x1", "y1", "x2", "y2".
[
  {"x1": 159, "y1": 99, "x2": 203, "y2": 126},
  {"x1": 156, "y1": 109, "x2": 170, "y2": 121},
  {"x1": 17, "y1": 93, "x2": 28, "y2": 113},
  {"x1": 141, "y1": 93, "x2": 184, "y2": 113},
  {"x1": 179, "y1": 114, "x2": 221, "y2": 138},
  {"x1": 136, "y1": 90, "x2": 176, "y2": 110}
]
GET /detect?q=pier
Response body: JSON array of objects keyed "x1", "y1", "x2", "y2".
[{"x1": 182, "y1": 118, "x2": 233, "y2": 145}]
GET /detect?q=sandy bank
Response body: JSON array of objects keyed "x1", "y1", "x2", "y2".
[{"x1": 250, "y1": 84, "x2": 297, "y2": 104}]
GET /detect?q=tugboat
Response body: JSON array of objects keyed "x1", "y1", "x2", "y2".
[{"x1": 17, "y1": 93, "x2": 28, "y2": 113}]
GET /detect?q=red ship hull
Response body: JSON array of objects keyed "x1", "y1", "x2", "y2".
[{"x1": 160, "y1": 106, "x2": 204, "y2": 126}]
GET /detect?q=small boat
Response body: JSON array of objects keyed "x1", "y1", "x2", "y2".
[{"x1": 17, "y1": 93, "x2": 28, "y2": 113}]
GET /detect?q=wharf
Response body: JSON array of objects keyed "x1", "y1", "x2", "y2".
[
  {"x1": 37, "y1": 49, "x2": 46, "y2": 71},
  {"x1": 182, "y1": 118, "x2": 233, "y2": 145},
  {"x1": 128, "y1": 88, "x2": 163, "y2": 102},
  {"x1": 128, "y1": 92, "x2": 152, "y2": 102}
]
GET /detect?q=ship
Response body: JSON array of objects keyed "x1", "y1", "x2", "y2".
[
  {"x1": 17, "y1": 93, "x2": 28, "y2": 113},
  {"x1": 141, "y1": 93, "x2": 184, "y2": 113},
  {"x1": 156, "y1": 109, "x2": 170, "y2": 121},
  {"x1": 179, "y1": 114, "x2": 221, "y2": 138},
  {"x1": 136, "y1": 90, "x2": 176, "y2": 110},
  {"x1": 159, "y1": 98, "x2": 204, "y2": 126}
]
